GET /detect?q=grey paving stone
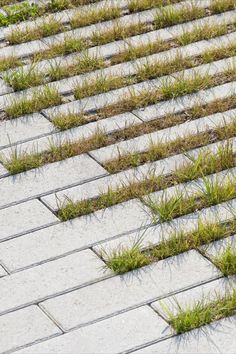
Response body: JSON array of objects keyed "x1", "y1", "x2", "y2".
[
  {"x1": 133, "y1": 315, "x2": 236, "y2": 354},
  {"x1": 0, "y1": 154, "x2": 107, "y2": 209},
  {"x1": 0, "y1": 305, "x2": 61, "y2": 353},
  {"x1": 0, "y1": 200, "x2": 150, "y2": 272},
  {"x1": 0, "y1": 40, "x2": 48, "y2": 58},
  {"x1": 0, "y1": 78, "x2": 12, "y2": 96},
  {"x1": 201, "y1": 234, "x2": 236, "y2": 259},
  {"x1": 40, "y1": 250, "x2": 221, "y2": 331},
  {"x1": 0, "y1": 199, "x2": 58, "y2": 242},
  {"x1": 0, "y1": 249, "x2": 106, "y2": 315},
  {"x1": 0, "y1": 265, "x2": 7, "y2": 278},
  {"x1": 17, "y1": 306, "x2": 171, "y2": 354},
  {"x1": 0, "y1": 113, "x2": 55, "y2": 150},
  {"x1": 1, "y1": 112, "x2": 140, "y2": 159},
  {"x1": 151, "y1": 276, "x2": 236, "y2": 320},
  {"x1": 0, "y1": 163, "x2": 8, "y2": 178}
]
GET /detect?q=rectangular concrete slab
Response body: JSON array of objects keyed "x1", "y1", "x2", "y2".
[
  {"x1": 0, "y1": 154, "x2": 107, "y2": 209},
  {"x1": 0, "y1": 305, "x2": 61, "y2": 353},
  {"x1": 0, "y1": 113, "x2": 55, "y2": 150},
  {"x1": 0, "y1": 78, "x2": 12, "y2": 96},
  {"x1": 17, "y1": 306, "x2": 171, "y2": 354},
  {"x1": 201, "y1": 234, "x2": 236, "y2": 259},
  {"x1": 0, "y1": 249, "x2": 106, "y2": 315},
  {"x1": 133, "y1": 315, "x2": 236, "y2": 354},
  {"x1": 40, "y1": 250, "x2": 221, "y2": 331},
  {"x1": 0, "y1": 200, "x2": 150, "y2": 272},
  {"x1": 0, "y1": 199, "x2": 58, "y2": 242}
]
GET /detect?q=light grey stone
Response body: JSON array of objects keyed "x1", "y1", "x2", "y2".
[
  {"x1": 201, "y1": 234, "x2": 236, "y2": 259},
  {"x1": 152, "y1": 276, "x2": 236, "y2": 320},
  {"x1": 0, "y1": 113, "x2": 55, "y2": 150},
  {"x1": 40, "y1": 250, "x2": 220, "y2": 331},
  {"x1": 0, "y1": 200, "x2": 150, "y2": 272},
  {"x1": 0, "y1": 78, "x2": 12, "y2": 96},
  {"x1": 0, "y1": 249, "x2": 106, "y2": 315},
  {"x1": 0, "y1": 265, "x2": 7, "y2": 278},
  {"x1": 0, "y1": 199, "x2": 58, "y2": 242},
  {"x1": 0, "y1": 154, "x2": 107, "y2": 209},
  {"x1": 0, "y1": 305, "x2": 61, "y2": 353},
  {"x1": 133, "y1": 315, "x2": 236, "y2": 354},
  {"x1": 0, "y1": 40, "x2": 48, "y2": 58},
  {"x1": 0, "y1": 163, "x2": 8, "y2": 178},
  {"x1": 17, "y1": 306, "x2": 171, "y2": 354}
]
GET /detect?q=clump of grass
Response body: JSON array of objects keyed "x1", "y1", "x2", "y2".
[
  {"x1": 74, "y1": 75, "x2": 130, "y2": 100},
  {"x1": 3, "y1": 66, "x2": 45, "y2": 91},
  {"x1": 169, "y1": 290, "x2": 236, "y2": 333},
  {"x1": 136, "y1": 53, "x2": 191, "y2": 80},
  {"x1": 201, "y1": 41, "x2": 236, "y2": 63},
  {"x1": 70, "y1": 5, "x2": 121, "y2": 29},
  {"x1": 46, "y1": 0, "x2": 71, "y2": 12},
  {"x1": 0, "y1": 56, "x2": 22, "y2": 72},
  {"x1": 98, "y1": 71, "x2": 213, "y2": 119},
  {"x1": 145, "y1": 176, "x2": 236, "y2": 223},
  {"x1": 57, "y1": 143, "x2": 236, "y2": 220},
  {"x1": 5, "y1": 86, "x2": 62, "y2": 119},
  {"x1": 52, "y1": 112, "x2": 88, "y2": 130},
  {"x1": 7, "y1": 18, "x2": 65, "y2": 44},
  {"x1": 128, "y1": 0, "x2": 180, "y2": 12},
  {"x1": 213, "y1": 245, "x2": 236, "y2": 275},
  {"x1": 2, "y1": 129, "x2": 108, "y2": 174},
  {"x1": 104, "y1": 119, "x2": 236, "y2": 173},
  {"x1": 35, "y1": 36, "x2": 87, "y2": 61},
  {"x1": 102, "y1": 242, "x2": 150, "y2": 274},
  {"x1": 103, "y1": 218, "x2": 236, "y2": 274},
  {"x1": 0, "y1": 2, "x2": 40, "y2": 27},
  {"x1": 47, "y1": 54, "x2": 105, "y2": 81},
  {"x1": 154, "y1": 3, "x2": 205, "y2": 29},
  {"x1": 111, "y1": 39, "x2": 172, "y2": 65},
  {"x1": 177, "y1": 23, "x2": 228, "y2": 46},
  {"x1": 209, "y1": 0, "x2": 236, "y2": 13},
  {"x1": 91, "y1": 22, "x2": 148, "y2": 46}
]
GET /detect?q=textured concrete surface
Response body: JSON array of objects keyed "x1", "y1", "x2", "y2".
[{"x1": 0, "y1": 0, "x2": 236, "y2": 352}]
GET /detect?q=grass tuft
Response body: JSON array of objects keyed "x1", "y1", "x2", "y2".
[
  {"x1": 5, "y1": 86, "x2": 62, "y2": 119},
  {"x1": 213, "y1": 245, "x2": 236, "y2": 275},
  {"x1": 169, "y1": 290, "x2": 236, "y2": 334}
]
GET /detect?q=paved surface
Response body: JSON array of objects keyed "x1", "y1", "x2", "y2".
[{"x1": 0, "y1": 0, "x2": 236, "y2": 353}]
